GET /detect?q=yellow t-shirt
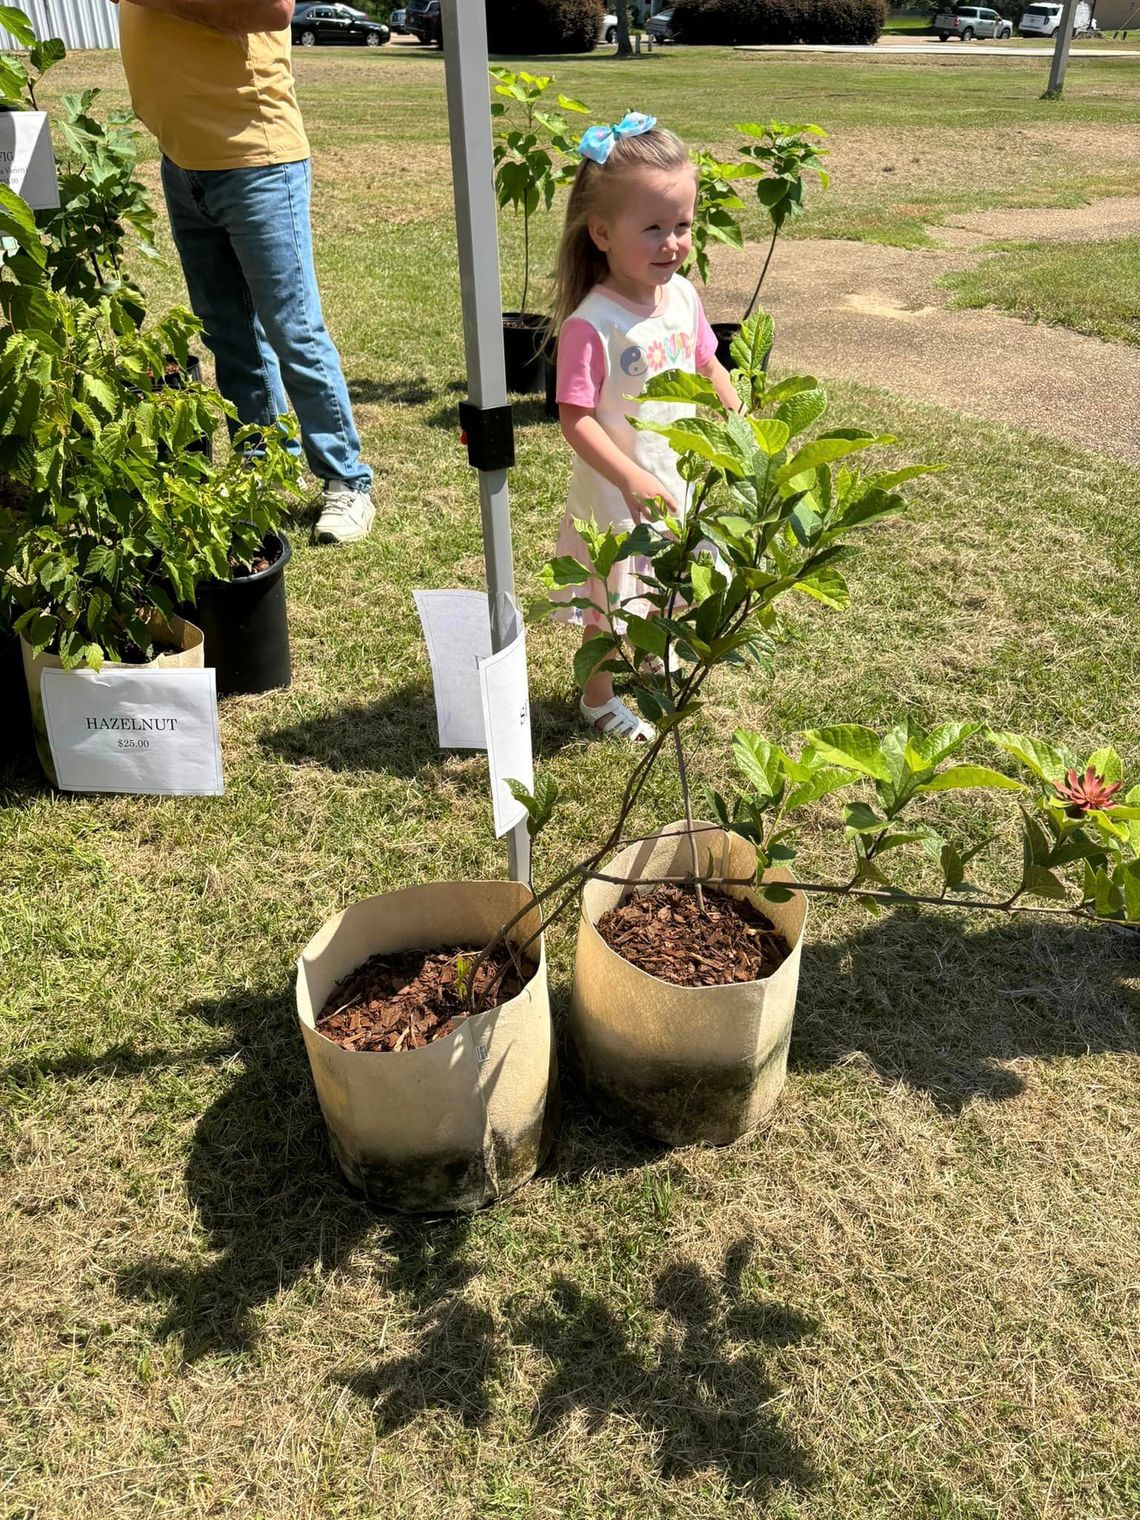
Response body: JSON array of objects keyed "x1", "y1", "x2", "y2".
[{"x1": 118, "y1": 4, "x2": 309, "y2": 171}]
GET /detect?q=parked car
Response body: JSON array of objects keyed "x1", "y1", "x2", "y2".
[
  {"x1": 933, "y1": 4, "x2": 1012, "y2": 37},
  {"x1": 1018, "y1": 0, "x2": 1091, "y2": 34},
  {"x1": 390, "y1": 7, "x2": 409, "y2": 33},
  {"x1": 291, "y1": 3, "x2": 390, "y2": 46},
  {"x1": 646, "y1": 7, "x2": 678, "y2": 41},
  {"x1": 602, "y1": 11, "x2": 618, "y2": 42},
  {"x1": 406, "y1": 0, "x2": 442, "y2": 44}
]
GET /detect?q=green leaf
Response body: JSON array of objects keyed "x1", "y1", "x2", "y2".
[
  {"x1": 632, "y1": 415, "x2": 751, "y2": 476},
  {"x1": 624, "y1": 615, "x2": 666, "y2": 657},
  {"x1": 1021, "y1": 865, "x2": 1069, "y2": 902},
  {"x1": 775, "y1": 385, "x2": 827, "y2": 438},
  {"x1": 1086, "y1": 746, "x2": 1123, "y2": 783},
  {"x1": 556, "y1": 94, "x2": 589, "y2": 114},
  {"x1": 774, "y1": 433, "x2": 886, "y2": 487},
  {"x1": 748, "y1": 417, "x2": 791, "y2": 457},
  {"x1": 730, "y1": 310, "x2": 774, "y2": 375},
  {"x1": 29, "y1": 37, "x2": 66, "y2": 77},
  {"x1": 917, "y1": 765, "x2": 1027, "y2": 794},
  {"x1": 989, "y1": 731, "x2": 1069, "y2": 785},
  {"x1": 636, "y1": 369, "x2": 720, "y2": 407},
  {"x1": 506, "y1": 773, "x2": 560, "y2": 839},
  {"x1": 573, "y1": 634, "x2": 619, "y2": 691},
  {"x1": 801, "y1": 724, "x2": 892, "y2": 782},
  {"x1": 792, "y1": 566, "x2": 848, "y2": 609},
  {"x1": 539, "y1": 555, "x2": 590, "y2": 589},
  {"x1": 0, "y1": 5, "x2": 36, "y2": 46},
  {"x1": 732, "y1": 729, "x2": 784, "y2": 802},
  {"x1": 844, "y1": 801, "x2": 885, "y2": 834}
]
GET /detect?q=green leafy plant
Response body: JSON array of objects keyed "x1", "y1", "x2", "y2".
[
  {"x1": 489, "y1": 67, "x2": 589, "y2": 314},
  {"x1": 0, "y1": 5, "x2": 65, "y2": 109},
  {"x1": 39, "y1": 90, "x2": 158, "y2": 316},
  {"x1": 735, "y1": 121, "x2": 829, "y2": 320},
  {"x1": 469, "y1": 308, "x2": 1138, "y2": 1008},
  {"x1": 0, "y1": 186, "x2": 300, "y2": 669}
]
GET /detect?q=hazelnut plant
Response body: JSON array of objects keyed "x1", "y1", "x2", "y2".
[{"x1": 465, "y1": 310, "x2": 1140, "y2": 1010}]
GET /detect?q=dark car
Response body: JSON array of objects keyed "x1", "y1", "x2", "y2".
[
  {"x1": 646, "y1": 7, "x2": 678, "y2": 41},
  {"x1": 406, "y1": 0, "x2": 442, "y2": 44},
  {"x1": 291, "y1": 3, "x2": 390, "y2": 47}
]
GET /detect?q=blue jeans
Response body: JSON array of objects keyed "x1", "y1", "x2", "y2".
[{"x1": 160, "y1": 157, "x2": 371, "y2": 492}]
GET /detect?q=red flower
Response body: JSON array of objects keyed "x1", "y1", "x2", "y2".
[{"x1": 1052, "y1": 766, "x2": 1124, "y2": 815}]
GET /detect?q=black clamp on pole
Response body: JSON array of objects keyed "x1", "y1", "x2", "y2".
[{"x1": 458, "y1": 400, "x2": 515, "y2": 473}]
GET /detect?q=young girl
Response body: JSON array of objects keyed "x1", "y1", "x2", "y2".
[{"x1": 550, "y1": 113, "x2": 740, "y2": 742}]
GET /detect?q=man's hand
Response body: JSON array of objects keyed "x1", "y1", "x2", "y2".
[{"x1": 116, "y1": 0, "x2": 294, "y2": 35}]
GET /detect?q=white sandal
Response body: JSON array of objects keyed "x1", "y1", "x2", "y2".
[{"x1": 580, "y1": 696, "x2": 657, "y2": 743}]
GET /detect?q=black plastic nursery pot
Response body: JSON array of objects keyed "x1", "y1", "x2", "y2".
[
  {"x1": 193, "y1": 531, "x2": 292, "y2": 697},
  {"x1": 502, "y1": 312, "x2": 549, "y2": 395},
  {"x1": 1, "y1": 632, "x2": 33, "y2": 765}
]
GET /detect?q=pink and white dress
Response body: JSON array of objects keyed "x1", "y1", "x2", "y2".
[{"x1": 552, "y1": 274, "x2": 717, "y2": 625}]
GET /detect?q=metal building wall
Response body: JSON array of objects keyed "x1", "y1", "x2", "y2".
[{"x1": 0, "y1": 0, "x2": 120, "y2": 51}]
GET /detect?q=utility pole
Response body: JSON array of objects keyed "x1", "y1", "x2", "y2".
[{"x1": 1043, "y1": 0, "x2": 1080, "y2": 97}]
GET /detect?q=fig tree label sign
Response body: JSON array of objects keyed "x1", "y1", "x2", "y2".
[
  {"x1": 40, "y1": 667, "x2": 224, "y2": 794},
  {"x1": 0, "y1": 112, "x2": 59, "y2": 209}
]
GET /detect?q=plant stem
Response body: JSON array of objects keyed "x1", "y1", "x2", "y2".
[
  {"x1": 673, "y1": 725, "x2": 704, "y2": 912},
  {"x1": 743, "y1": 224, "x2": 779, "y2": 323},
  {"x1": 584, "y1": 871, "x2": 1103, "y2": 921}
]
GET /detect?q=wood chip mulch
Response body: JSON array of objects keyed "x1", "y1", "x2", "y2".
[
  {"x1": 316, "y1": 945, "x2": 535, "y2": 1053},
  {"x1": 596, "y1": 884, "x2": 788, "y2": 988}
]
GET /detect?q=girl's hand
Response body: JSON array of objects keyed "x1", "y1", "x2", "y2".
[{"x1": 622, "y1": 467, "x2": 678, "y2": 523}]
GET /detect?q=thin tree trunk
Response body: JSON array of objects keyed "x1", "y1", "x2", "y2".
[{"x1": 743, "y1": 224, "x2": 780, "y2": 322}]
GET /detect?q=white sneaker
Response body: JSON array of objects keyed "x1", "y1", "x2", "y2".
[{"x1": 313, "y1": 482, "x2": 375, "y2": 545}]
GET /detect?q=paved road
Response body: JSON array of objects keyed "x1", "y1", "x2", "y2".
[{"x1": 737, "y1": 42, "x2": 1140, "y2": 56}]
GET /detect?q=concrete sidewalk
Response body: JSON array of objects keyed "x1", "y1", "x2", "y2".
[
  {"x1": 737, "y1": 42, "x2": 1140, "y2": 56},
  {"x1": 707, "y1": 208, "x2": 1140, "y2": 466}
]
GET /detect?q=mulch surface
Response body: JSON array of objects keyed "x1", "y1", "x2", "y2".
[
  {"x1": 597, "y1": 884, "x2": 788, "y2": 988},
  {"x1": 316, "y1": 944, "x2": 535, "y2": 1053}
]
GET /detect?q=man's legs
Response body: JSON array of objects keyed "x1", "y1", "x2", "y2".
[
  {"x1": 161, "y1": 157, "x2": 373, "y2": 542},
  {"x1": 161, "y1": 157, "x2": 292, "y2": 440}
]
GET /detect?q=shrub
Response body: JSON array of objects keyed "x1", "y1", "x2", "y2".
[
  {"x1": 486, "y1": 0, "x2": 604, "y2": 54},
  {"x1": 673, "y1": 0, "x2": 885, "y2": 46}
]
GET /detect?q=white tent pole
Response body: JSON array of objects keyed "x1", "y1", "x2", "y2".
[{"x1": 440, "y1": 0, "x2": 530, "y2": 884}]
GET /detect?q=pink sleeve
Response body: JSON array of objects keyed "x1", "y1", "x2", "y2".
[
  {"x1": 556, "y1": 318, "x2": 606, "y2": 408},
  {"x1": 694, "y1": 292, "x2": 717, "y2": 368}
]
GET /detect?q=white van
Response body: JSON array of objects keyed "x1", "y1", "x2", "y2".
[{"x1": 1019, "y1": 0, "x2": 1091, "y2": 36}]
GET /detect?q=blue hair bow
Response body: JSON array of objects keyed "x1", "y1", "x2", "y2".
[{"x1": 578, "y1": 112, "x2": 658, "y2": 165}]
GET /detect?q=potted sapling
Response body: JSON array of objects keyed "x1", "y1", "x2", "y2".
[
  {"x1": 295, "y1": 870, "x2": 554, "y2": 1213},
  {"x1": 0, "y1": 190, "x2": 298, "y2": 775},
  {"x1": 491, "y1": 314, "x2": 1140, "y2": 1146},
  {"x1": 490, "y1": 66, "x2": 588, "y2": 395},
  {"x1": 686, "y1": 122, "x2": 829, "y2": 370}
]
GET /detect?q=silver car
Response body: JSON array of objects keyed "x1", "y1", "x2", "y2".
[{"x1": 934, "y1": 4, "x2": 1013, "y2": 37}]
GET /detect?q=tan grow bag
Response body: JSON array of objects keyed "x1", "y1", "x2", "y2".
[
  {"x1": 296, "y1": 879, "x2": 554, "y2": 1213},
  {"x1": 21, "y1": 614, "x2": 205, "y2": 786},
  {"x1": 570, "y1": 821, "x2": 808, "y2": 1147}
]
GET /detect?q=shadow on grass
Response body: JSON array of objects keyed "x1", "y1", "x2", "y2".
[
  {"x1": 259, "y1": 684, "x2": 580, "y2": 774},
  {"x1": 348, "y1": 376, "x2": 464, "y2": 408},
  {"x1": 795, "y1": 909, "x2": 1140, "y2": 1111},
  {"x1": 115, "y1": 985, "x2": 384, "y2": 1360},
  {"x1": 425, "y1": 392, "x2": 555, "y2": 433},
  {"x1": 344, "y1": 1236, "x2": 817, "y2": 1500}
]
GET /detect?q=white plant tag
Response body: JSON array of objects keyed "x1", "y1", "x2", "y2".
[
  {"x1": 413, "y1": 589, "x2": 493, "y2": 749},
  {"x1": 478, "y1": 630, "x2": 532, "y2": 838},
  {"x1": 0, "y1": 112, "x2": 59, "y2": 209},
  {"x1": 40, "y1": 667, "x2": 224, "y2": 795}
]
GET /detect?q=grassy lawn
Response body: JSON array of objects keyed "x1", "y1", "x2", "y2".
[
  {"x1": 942, "y1": 234, "x2": 1140, "y2": 344},
  {"x1": 3, "y1": 44, "x2": 1140, "y2": 1520}
]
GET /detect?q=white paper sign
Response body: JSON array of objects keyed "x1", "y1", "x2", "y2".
[
  {"x1": 479, "y1": 632, "x2": 532, "y2": 838},
  {"x1": 413, "y1": 589, "x2": 493, "y2": 749},
  {"x1": 40, "y1": 667, "x2": 224, "y2": 795},
  {"x1": 0, "y1": 112, "x2": 60, "y2": 210}
]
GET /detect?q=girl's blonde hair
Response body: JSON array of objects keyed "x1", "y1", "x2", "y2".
[{"x1": 550, "y1": 127, "x2": 694, "y2": 335}]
